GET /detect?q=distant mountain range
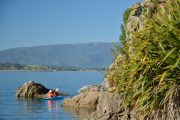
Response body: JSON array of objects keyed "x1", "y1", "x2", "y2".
[{"x1": 0, "y1": 42, "x2": 115, "y2": 68}]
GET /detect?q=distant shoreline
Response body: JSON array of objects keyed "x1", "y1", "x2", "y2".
[
  {"x1": 0, "y1": 69, "x2": 106, "y2": 72},
  {"x1": 0, "y1": 63, "x2": 107, "y2": 72}
]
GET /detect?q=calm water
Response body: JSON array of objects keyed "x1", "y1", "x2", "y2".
[{"x1": 0, "y1": 71, "x2": 103, "y2": 120}]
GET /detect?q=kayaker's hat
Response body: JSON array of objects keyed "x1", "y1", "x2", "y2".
[
  {"x1": 55, "y1": 88, "x2": 59, "y2": 91},
  {"x1": 49, "y1": 90, "x2": 52, "y2": 93}
]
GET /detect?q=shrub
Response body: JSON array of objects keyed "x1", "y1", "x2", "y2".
[{"x1": 108, "y1": 0, "x2": 180, "y2": 113}]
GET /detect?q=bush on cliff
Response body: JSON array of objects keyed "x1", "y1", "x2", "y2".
[
  {"x1": 107, "y1": 0, "x2": 180, "y2": 114},
  {"x1": 112, "y1": 7, "x2": 131, "y2": 57}
]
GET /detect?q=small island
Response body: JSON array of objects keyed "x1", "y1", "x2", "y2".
[{"x1": 16, "y1": 81, "x2": 67, "y2": 99}]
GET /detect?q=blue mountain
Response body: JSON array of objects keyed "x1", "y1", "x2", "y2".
[{"x1": 0, "y1": 42, "x2": 114, "y2": 68}]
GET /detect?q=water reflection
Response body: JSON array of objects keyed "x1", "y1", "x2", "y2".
[
  {"x1": 48, "y1": 100, "x2": 52, "y2": 111},
  {"x1": 47, "y1": 100, "x2": 60, "y2": 112},
  {"x1": 0, "y1": 71, "x2": 102, "y2": 120},
  {"x1": 17, "y1": 98, "x2": 45, "y2": 112},
  {"x1": 62, "y1": 106, "x2": 95, "y2": 119},
  {"x1": 17, "y1": 98, "x2": 61, "y2": 113},
  {"x1": 15, "y1": 98, "x2": 78, "y2": 120}
]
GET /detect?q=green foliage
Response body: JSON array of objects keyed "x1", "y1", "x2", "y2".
[
  {"x1": 108, "y1": 0, "x2": 180, "y2": 112},
  {"x1": 119, "y1": 25, "x2": 126, "y2": 44},
  {"x1": 123, "y1": 7, "x2": 132, "y2": 25},
  {"x1": 112, "y1": 7, "x2": 131, "y2": 57},
  {"x1": 112, "y1": 25, "x2": 126, "y2": 58}
]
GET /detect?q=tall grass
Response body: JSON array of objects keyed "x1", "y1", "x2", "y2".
[{"x1": 107, "y1": 0, "x2": 180, "y2": 113}]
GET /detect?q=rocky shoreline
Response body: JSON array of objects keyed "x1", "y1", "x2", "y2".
[
  {"x1": 62, "y1": 85, "x2": 102, "y2": 109},
  {"x1": 61, "y1": 1, "x2": 180, "y2": 119},
  {"x1": 15, "y1": 80, "x2": 179, "y2": 120},
  {"x1": 61, "y1": 84, "x2": 180, "y2": 120},
  {"x1": 60, "y1": 85, "x2": 130, "y2": 120},
  {"x1": 61, "y1": 85, "x2": 130, "y2": 120}
]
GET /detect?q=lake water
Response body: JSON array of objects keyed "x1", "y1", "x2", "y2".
[{"x1": 0, "y1": 71, "x2": 103, "y2": 120}]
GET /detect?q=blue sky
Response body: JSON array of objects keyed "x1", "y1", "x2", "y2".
[{"x1": 0, "y1": 0, "x2": 142, "y2": 50}]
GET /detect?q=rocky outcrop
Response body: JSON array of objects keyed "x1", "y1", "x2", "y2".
[
  {"x1": 16, "y1": 81, "x2": 49, "y2": 98},
  {"x1": 87, "y1": 92, "x2": 125, "y2": 120},
  {"x1": 85, "y1": 89, "x2": 180, "y2": 120},
  {"x1": 62, "y1": 1, "x2": 179, "y2": 120},
  {"x1": 126, "y1": 3, "x2": 144, "y2": 39},
  {"x1": 62, "y1": 85, "x2": 127, "y2": 120},
  {"x1": 62, "y1": 84, "x2": 179, "y2": 120},
  {"x1": 16, "y1": 81, "x2": 67, "y2": 99},
  {"x1": 61, "y1": 85, "x2": 102, "y2": 109},
  {"x1": 126, "y1": 0, "x2": 166, "y2": 39},
  {"x1": 104, "y1": 0, "x2": 167, "y2": 91},
  {"x1": 62, "y1": 85, "x2": 134, "y2": 120},
  {"x1": 62, "y1": 85, "x2": 180, "y2": 120}
]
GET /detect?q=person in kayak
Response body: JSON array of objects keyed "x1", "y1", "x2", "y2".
[
  {"x1": 54, "y1": 88, "x2": 59, "y2": 96},
  {"x1": 47, "y1": 90, "x2": 55, "y2": 98}
]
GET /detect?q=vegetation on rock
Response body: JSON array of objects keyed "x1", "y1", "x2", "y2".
[
  {"x1": 112, "y1": 8, "x2": 131, "y2": 57},
  {"x1": 107, "y1": 0, "x2": 180, "y2": 117}
]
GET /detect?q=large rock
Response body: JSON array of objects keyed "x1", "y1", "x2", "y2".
[
  {"x1": 62, "y1": 86, "x2": 131, "y2": 120},
  {"x1": 85, "y1": 92, "x2": 146, "y2": 120},
  {"x1": 61, "y1": 85, "x2": 102, "y2": 109},
  {"x1": 85, "y1": 89, "x2": 180, "y2": 120},
  {"x1": 62, "y1": 85, "x2": 127, "y2": 120},
  {"x1": 16, "y1": 81, "x2": 49, "y2": 98},
  {"x1": 86, "y1": 92, "x2": 125, "y2": 120}
]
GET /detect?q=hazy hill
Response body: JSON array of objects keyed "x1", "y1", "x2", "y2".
[{"x1": 0, "y1": 42, "x2": 114, "y2": 68}]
